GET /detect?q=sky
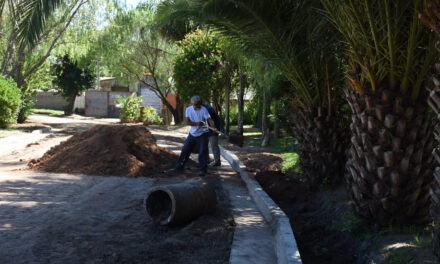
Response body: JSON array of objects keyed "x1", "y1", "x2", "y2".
[
  {"x1": 123, "y1": 0, "x2": 160, "y2": 9},
  {"x1": 124, "y1": 0, "x2": 143, "y2": 9}
]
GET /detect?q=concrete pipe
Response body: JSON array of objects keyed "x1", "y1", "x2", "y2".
[{"x1": 144, "y1": 178, "x2": 217, "y2": 225}]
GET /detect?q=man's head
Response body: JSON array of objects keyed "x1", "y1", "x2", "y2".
[{"x1": 191, "y1": 95, "x2": 202, "y2": 109}]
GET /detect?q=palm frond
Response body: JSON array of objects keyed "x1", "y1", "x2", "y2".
[
  {"x1": 14, "y1": 0, "x2": 64, "y2": 48},
  {"x1": 157, "y1": 0, "x2": 345, "y2": 109},
  {"x1": 322, "y1": 0, "x2": 436, "y2": 100}
]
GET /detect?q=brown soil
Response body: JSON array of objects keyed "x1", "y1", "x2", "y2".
[
  {"x1": 256, "y1": 171, "x2": 361, "y2": 263},
  {"x1": 221, "y1": 139, "x2": 283, "y2": 172},
  {"x1": 28, "y1": 124, "x2": 179, "y2": 177},
  {"x1": 229, "y1": 140, "x2": 437, "y2": 264}
]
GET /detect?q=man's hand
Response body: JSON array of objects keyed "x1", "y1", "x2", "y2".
[{"x1": 197, "y1": 121, "x2": 204, "y2": 127}]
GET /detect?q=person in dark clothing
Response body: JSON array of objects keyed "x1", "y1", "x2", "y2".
[{"x1": 202, "y1": 101, "x2": 221, "y2": 166}]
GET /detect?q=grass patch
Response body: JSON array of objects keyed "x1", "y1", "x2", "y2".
[
  {"x1": 243, "y1": 129, "x2": 299, "y2": 174},
  {"x1": 31, "y1": 108, "x2": 64, "y2": 116},
  {"x1": 281, "y1": 152, "x2": 299, "y2": 174},
  {"x1": 361, "y1": 224, "x2": 433, "y2": 241},
  {"x1": 332, "y1": 211, "x2": 362, "y2": 234}
]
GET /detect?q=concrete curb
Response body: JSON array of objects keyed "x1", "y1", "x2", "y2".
[{"x1": 220, "y1": 146, "x2": 302, "y2": 264}]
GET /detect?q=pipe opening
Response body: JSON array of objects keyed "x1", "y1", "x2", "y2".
[{"x1": 145, "y1": 190, "x2": 172, "y2": 224}]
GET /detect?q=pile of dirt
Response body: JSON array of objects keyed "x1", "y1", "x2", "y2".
[
  {"x1": 221, "y1": 140, "x2": 283, "y2": 172},
  {"x1": 29, "y1": 125, "x2": 179, "y2": 177}
]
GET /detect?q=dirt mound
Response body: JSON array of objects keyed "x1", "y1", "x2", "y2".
[{"x1": 29, "y1": 125, "x2": 178, "y2": 177}]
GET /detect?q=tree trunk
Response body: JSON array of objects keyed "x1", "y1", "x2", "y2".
[
  {"x1": 175, "y1": 95, "x2": 183, "y2": 124},
  {"x1": 291, "y1": 107, "x2": 346, "y2": 188},
  {"x1": 237, "y1": 69, "x2": 246, "y2": 135},
  {"x1": 64, "y1": 94, "x2": 76, "y2": 115},
  {"x1": 225, "y1": 77, "x2": 231, "y2": 135},
  {"x1": 261, "y1": 88, "x2": 270, "y2": 147},
  {"x1": 428, "y1": 51, "x2": 440, "y2": 261},
  {"x1": 346, "y1": 88, "x2": 435, "y2": 226},
  {"x1": 273, "y1": 119, "x2": 280, "y2": 138}
]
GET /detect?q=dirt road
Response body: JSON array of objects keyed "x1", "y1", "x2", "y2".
[{"x1": 0, "y1": 115, "x2": 233, "y2": 264}]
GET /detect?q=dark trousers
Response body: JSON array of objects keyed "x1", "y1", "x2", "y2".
[{"x1": 175, "y1": 133, "x2": 209, "y2": 172}]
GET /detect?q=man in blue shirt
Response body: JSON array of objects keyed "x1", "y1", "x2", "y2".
[
  {"x1": 202, "y1": 101, "x2": 221, "y2": 166},
  {"x1": 171, "y1": 95, "x2": 215, "y2": 176}
]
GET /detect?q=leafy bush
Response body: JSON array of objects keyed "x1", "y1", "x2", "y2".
[
  {"x1": 0, "y1": 76, "x2": 21, "y2": 128},
  {"x1": 141, "y1": 106, "x2": 163, "y2": 125},
  {"x1": 117, "y1": 93, "x2": 143, "y2": 122}
]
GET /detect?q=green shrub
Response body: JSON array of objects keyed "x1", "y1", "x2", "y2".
[
  {"x1": 332, "y1": 211, "x2": 361, "y2": 234},
  {"x1": 141, "y1": 106, "x2": 163, "y2": 125},
  {"x1": 0, "y1": 76, "x2": 21, "y2": 128},
  {"x1": 117, "y1": 93, "x2": 143, "y2": 122}
]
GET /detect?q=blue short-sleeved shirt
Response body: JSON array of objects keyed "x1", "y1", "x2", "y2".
[{"x1": 186, "y1": 105, "x2": 211, "y2": 137}]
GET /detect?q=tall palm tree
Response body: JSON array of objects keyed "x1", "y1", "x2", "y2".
[
  {"x1": 420, "y1": 1, "x2": 440, "y2": 260},
  {"x1": 157, "y1": 0, "x2": 348, "y2": 187},
  {"x1": 323, "y1": 0, "x2": 437, "y2": 225}
]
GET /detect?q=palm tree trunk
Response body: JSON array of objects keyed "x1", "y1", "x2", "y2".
[
  {"x1": 291, "y1": 106, "x2": 346, "y2": 188},
  {"x1": 428, "y1": 72, "x2": 440, "y2": 262},
  {"x1": 346, "y1": 88, "x2": 435, "y2": 226}
]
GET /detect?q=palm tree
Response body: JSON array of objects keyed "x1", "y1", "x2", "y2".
[
  {"x1": 157, "y1": 0, "x2": 348, "y2": 187},
  {"x1": 419, "y1": 1, "x2": 440, "y2": 260},
  {"x1": 0, "y1": 0, "x2": 63, "y2": 47},
  {"x1": 322, "y1": 0, "x2": 437, "y2": 225}
]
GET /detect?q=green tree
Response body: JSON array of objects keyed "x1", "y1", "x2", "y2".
[
  {"x1": 157, "y1": 0, "x2": 347, "y2": 187},
  {"x1": 174, "y1": 29, "x2": 225, "y2": 103},
  {"x1": 94, "y1": 4, "x2": 184, "y2": 123},
  {"x1": 52, "y1": 54, "x2": 94, "y2": 115},
  {"x1": 0, "y1": 0, "x2": 89, "y2": 123},
  {"x1": 322, "y1": 0, "x2": 436, "y2": 225},
  {"x1": 0, "y1": 75, "x2": 21, "y2": 128}
]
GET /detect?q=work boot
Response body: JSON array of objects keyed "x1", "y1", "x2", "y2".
[
  {"x1": 212, "y1": 161, "x2": 221, "y2": 167},
  {"x1": 198, "y1": 171, "x2": 206, "y2": 177}
]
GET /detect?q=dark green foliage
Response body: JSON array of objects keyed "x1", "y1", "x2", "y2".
[
  {"x1": 173, "y1": 30, "x2": 225, "y2": 102},
  {"x1": 52, "y1": 54, "x2": 94, "y2": 114},
  {"x1": 52, "y1": 54, "x2": 94, "y2": 99},
  {"x1": 0, "y1": 76, "x2": 21, "y2": 128}
]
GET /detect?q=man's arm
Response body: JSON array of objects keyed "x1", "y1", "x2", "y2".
[
  {"x1": 207, "y1": 118, "x2": 215, "y2": 128},
  {"x1": 185, "y1": 117, "x2": 202, "y2": 127}
]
